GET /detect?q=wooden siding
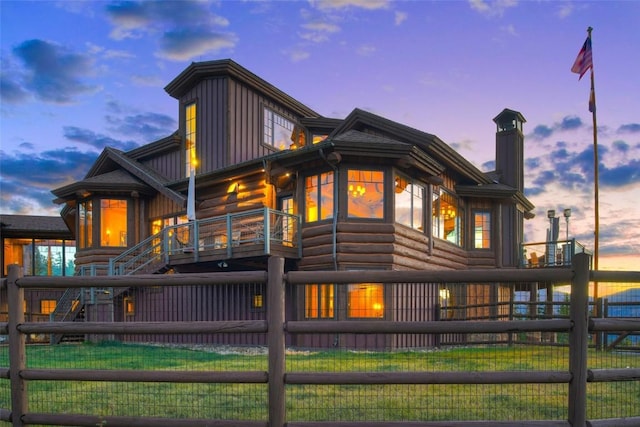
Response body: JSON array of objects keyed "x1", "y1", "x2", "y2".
[
  {"x1": 139, "y1": 149, "x2": 182, "y2": 183},
  {"x1": 115, "y1": 284, "x2": 267, "y2": 346},
  {"x1": 390, "y1": 282, "x2": 440, "y2": 348},
  {"x1": 181, "y1": 77, "x2": 228, "y2": 173},
  {"x1": 197, "y1": 172, "x2": 273, "y2": 219}
]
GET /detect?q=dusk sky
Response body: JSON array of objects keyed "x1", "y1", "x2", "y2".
[{"x1": 1, "y1": 0, "x2": 638, "y2": 271}]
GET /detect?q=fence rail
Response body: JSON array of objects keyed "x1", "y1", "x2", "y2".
[{"x1": 2, "y1": 253, "x2": 640, "y2": 427}]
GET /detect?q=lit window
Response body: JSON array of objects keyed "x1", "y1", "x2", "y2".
[
  {"x1": 395, "y1": 175, "x2": 424, "y2": 231},
  {"x1": 124, "y1": 296, "x2": 135, "y2": 316},
  {"x1": 78, "y1": 200, "x2": 93, "y2": 249},
  {"x1": 305, "y1": 171, "x2": 334, "y2": 222},
  {"x1": 40, "y1": 299, "x2": 57, "y2": 315},
  {"x1": 305, "y1": 284, "x2": 334, "y2": 319},
  {"x1": 347, "y1": 169, "x2": 384, "y2": 219},
  {"x1": 264, "y1": 108, "x2": 296, "y2": 150},
  {"x1": 433, "y1": 188, "x2": 463, "y2": 246},
  {"x1": 348, "y1": 283, "x2": 384, "y2": 318},
  {"x1": 185, "y1": 102, "x2": 196, "y2": 177},
  {"x1": 312, "y1": 134, "x2": 328, "y2": 144},
  {"x1": 474, "y1": 211, "x2": 492, "y2": 249},
  {"x1": 101, "y1": 199, "x2": 128, "y2": 247},
  {"x1": 253, "y1": 294, "x2": 264, "y2": 309}
]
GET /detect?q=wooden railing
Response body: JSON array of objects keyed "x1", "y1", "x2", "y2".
[
  {"x1": 109, "y1": 207, "x2": 300, "y2": 275},
  {"x1": 2, "y1": 254, "x2": 639, "y2": 427}
]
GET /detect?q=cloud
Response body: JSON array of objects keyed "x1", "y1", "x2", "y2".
[
  {"x1": 63, "y1": 126, "x2": 139, "y2": 152},
  {"x1": 618, "y1": 123, "x2": 640, "y2": 133},
  {"x1": 0, "y1": 74, "x2": 30, "y2": 104},
  {"x1": 11, "y1": 39, "x2": 99, "y2": 104},
  {"x1": 105, "y1": 1, "x2": 237, "y2": 61},
  {"x1": 300, "y1": 20, "x2": 341, "y2": 43},
  {"x1": 0, "y1": 147, "x2": 99, "y2": 214},
  {"x1": 555, "y1": 3, "x2": 574, "y2": 19},
  {"x1": 468, "y1": 0, "x2": 518, "y2": 17},
  {"x1": 395, "y1": 11, "x2": 408, "y2": 25},
  {"x1": 159, "y1": 28, "x2": 238, "y2": 61},
  {"x1": 528, "y1": 115, "x2": 584, "y2": 141},
  {"x1": 311, "y1": 0, "x2": 390, "y2": 10},
  {"x1": 106, "y1": 111, "x2": 176, "y2": 142}
]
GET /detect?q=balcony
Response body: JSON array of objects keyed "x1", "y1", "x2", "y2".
[
  {"x1": 109, "y1": 208, "x2": 300, "y2": 275},
  {"x1": 521, "y1": 239, "x2": 591, "y2": 268}
]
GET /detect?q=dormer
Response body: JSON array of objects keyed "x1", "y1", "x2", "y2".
[{"x1": 164, "y1": 59, "x2": 321, "y2": 177}]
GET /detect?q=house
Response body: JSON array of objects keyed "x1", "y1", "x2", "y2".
[
  {"x1": 0, "y1": 214, "x2": 76, "y2": 340},
  {"x1": 49, "y1": 59, "x2": 535, "y2": 349}
]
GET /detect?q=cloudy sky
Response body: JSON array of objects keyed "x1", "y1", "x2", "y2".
[{"x1": 1, "y1": 0, "x2": 638, "y2": 270}]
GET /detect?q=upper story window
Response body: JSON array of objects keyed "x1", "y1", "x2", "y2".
[
  {"x1": 101, "y1": 199, "x2": 128, "y2": 247},
  {"x1": 304, "y1": 171, "x2": 334, "y2": 222},
  {"x1": 347, "y1": 169, "x2": 384, "y2": 219},
  {"x1": 433, "y1": 188, "x2": 463, "y2": 246},
  {"x1": 264, "y1": 107, "x2": 296, "y2": 151},
  {"x1": 185, "y1": 102, "x2": 196, "y2": 177},
  {"x1": 474, "y1": 210, "x2": 492, "y2": 249},
  {"x1": 395, "y1": 175, "x2": 424, "y2": 231}
]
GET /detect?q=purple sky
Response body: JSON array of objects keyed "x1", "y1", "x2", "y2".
[{"x1": 1, "y1": 0, "x2": 639, "y2": 270}]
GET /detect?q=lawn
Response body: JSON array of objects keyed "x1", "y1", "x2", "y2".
[{"x1": 0, "y1": 342, "x2": 638, "y2": 422}]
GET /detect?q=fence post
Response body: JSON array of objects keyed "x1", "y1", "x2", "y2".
[
  {"x1": 267, "y1": 256, "x2": 286, "y2": 427},
  {"x1": 7, "y1": 264, "x2": 26, "y2": 427},
  {"x1": 568, "y1": 252, "x2": 589, "y2": 427}
]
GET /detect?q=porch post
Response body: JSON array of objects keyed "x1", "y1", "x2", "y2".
[
  {"x1": 7, "y1": 264, "x2": 26, "y2": 427},
  {"x1": 267, "y1": 256, "x2": 286, "y2": 427},
  {"x1": 568, "y1": 252, "x2": 590, "y2": 427}
]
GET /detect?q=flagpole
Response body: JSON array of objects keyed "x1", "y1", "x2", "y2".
[{"x1": 588, "y1": 26, "x2": 599, "y2": 293}]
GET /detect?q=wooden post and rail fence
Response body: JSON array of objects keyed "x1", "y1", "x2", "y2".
[{"x1": 1, "y1": 253, "x2": 640, "y2": 426}]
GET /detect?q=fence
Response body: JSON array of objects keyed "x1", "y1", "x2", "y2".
[{"x1": 1, "y1": 253, "x2": 639, "y2": 426}]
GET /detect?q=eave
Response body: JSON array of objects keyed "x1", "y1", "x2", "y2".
[
  {"x1": 164, "y1": 59, "x2": 319, "y2": 118},
  {"x1": 332, "y1": 108, "x2": 491, "y2": 185}
]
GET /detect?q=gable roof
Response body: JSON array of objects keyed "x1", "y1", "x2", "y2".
[
  {"x1": 0, "y1": 214, "x2": 73, "y2": 238},
  {"x1": 52, "y1": 147, "x2": 186, "y2": 205},
  {"x1": 165, "y1": 59, "x2": 319, "y2": 118},
  {"x1": 331, "y1": 108, "x2": 492, "y2": 185}
]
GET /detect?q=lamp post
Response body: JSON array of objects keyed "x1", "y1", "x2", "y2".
[{"x1": 563, "y1": 208, "x2": 571, "y2": 242}]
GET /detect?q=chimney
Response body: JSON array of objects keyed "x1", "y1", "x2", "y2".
[{"x1": 493, "y1": 108, "x2": 526, "y2": 192}]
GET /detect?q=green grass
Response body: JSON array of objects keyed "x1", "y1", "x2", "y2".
[{"x1": 0, "y1": 342, "x2": 638, "y2": 422}]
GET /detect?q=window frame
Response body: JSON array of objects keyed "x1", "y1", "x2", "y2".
[
  {"x1": 346, "y1": 168, "x2": 385, "y2": 220},
  {"x1": 394, "y1": 173, "x2": 425, "y2": 231},
  {"x1": 304, "y1": 283, "x2": 335, "y2": 319},
  {"x1": 185, "y1": 101, "x2": 197, "y2": 178},
  {"x1": 473, "y1": 210, "x2": 492, "y2": 249},
  {"x1": 432, "y1": 187, "x2": 463, "y2": 247},
  {"x1": 263, "y1": 107, "x2": 296, "y2": 151},
  {"x1": 304, "y1": 170, "x2": 334, "y2": 223},
  {"x1": 347, "y1": 282, "x2": 385, "y2": 319}
]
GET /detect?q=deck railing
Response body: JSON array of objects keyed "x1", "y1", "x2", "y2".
[
  {"x1": 2, "y1": 254, "x2": 640, "y2": 427},
  {"x1": 109, "y1": 207, "x2": 300, "y2": 275},
  {"x1": 521, "y1": 238, "x2": 591, "y2": 268}
]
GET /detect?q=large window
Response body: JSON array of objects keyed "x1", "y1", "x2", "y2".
[
  {"x1": 395, "y1": 175, "x2": 424, "y2": 230},
  {"x1": 100, "y1": 199, "x2": 128, "y2": 247},
  {"x1": 264, "y1": 108, "x2": 296, "y2": 151},
  {"x1": 348, "y1": 283, "x2": 384, "y2": 318},
  {"x1": 432, "y1": 188, "x2": 463, "y2": 246},
  {"x1": 474, "y1": 211, "x2": 492, "y2": 249},
  {"x1": 347, "y1": 169, "x2": 384, "y2": 219},
  {"x1": 78, "y1": 200, "x2": 92, "y2": 249},
  {"x1": 305, "y1": 171, "x2": 334, "y2": 222},
  {"x1": 2, "y1": 238, "x2": 75, "y2": 277},
  {"x1": 304, "y1": 284, "x2": 334, "y2": 319},
  {"x1": 185, "y1": 102, "x2": 196, "y2": 177}
]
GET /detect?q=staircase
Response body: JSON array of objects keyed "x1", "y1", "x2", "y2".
[{"x1": 49, "y1": 288, "x2": 83, "y2": 344}]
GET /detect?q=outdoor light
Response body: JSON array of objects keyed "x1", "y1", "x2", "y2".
[
  {"x1": 563, "y1": 208, "x2": 572, "y2": 218},
  {"x1": 227, "y1": 182, "x2": 239, "y2": 195},
  {"x1": 547, "y1": 209, "x2": 556, "y2": 219}
]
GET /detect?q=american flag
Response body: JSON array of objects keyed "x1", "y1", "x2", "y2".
[{"x1": 571, "y1": 36, "x2": 593, "y2": 80}]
